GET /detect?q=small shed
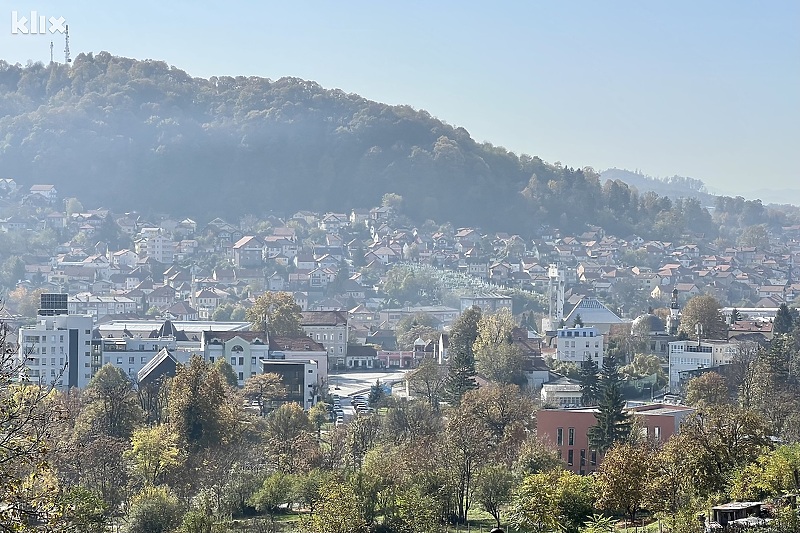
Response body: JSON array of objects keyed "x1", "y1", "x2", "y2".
[{"x1": 711, "y1": 502, "x2": 763, "y2": 526}]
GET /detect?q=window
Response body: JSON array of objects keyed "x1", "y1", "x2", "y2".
[
  {"x1": 338, "y1": 333, "x2": 343, "y2": 341},
  {"x1": 238, "y1": 357, "x2": 244, "y2": 366},
  {"x1": 230, "y1": 357, "x2": 236, "y2": 366},
  {"x1": 85, "y1": 330, "x2": 91, "y2": 334},
  {"x1": 580, "y1": 449, "x2": 586, "y2": 465},
  {"x1": 654, "y1": 426, "x2": 661, "y2": 440},
  {"x1": 590, "y1": 450, "x2": 597, "y2": 466},
  {"x1": 141, "y1": 357, "x2": 147, "y2": 364},
  {"x1": 237, "y1": 372, "x2": 243, "y2": 381},
  {"x1": 567, "y1": 450, "x2": 574, "y2": 466},
  {"x1": 251, "y1": 357, "x2": 257, "y2": 365},
  {"x1": 568, "y1": 427, "x2": 574, "y2": 446},
  {"x1": 116, "y1": 357, "x2": 123, "y2": 364},
  {"x1": 129, "y1": 357, "x2": 135, "y2": 364},
  {"x1": 557, "y1": 428, "x2": 563, "y2": 446}
]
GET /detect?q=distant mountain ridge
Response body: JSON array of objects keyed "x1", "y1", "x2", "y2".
[
  {"x1": 600, "y1": 168, "x2": 714, "y2": 205},
  {"x1": 0, "y1": 53, "x2": 793, "y2": 238}
]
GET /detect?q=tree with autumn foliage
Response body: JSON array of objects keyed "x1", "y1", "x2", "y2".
[{"x1": 246, "y1": 291, "x2": 304, "y2": 336}]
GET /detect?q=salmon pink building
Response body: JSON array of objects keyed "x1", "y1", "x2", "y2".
[{"x1": 536, "y1": 404, "x2": 695, "y2": 474}]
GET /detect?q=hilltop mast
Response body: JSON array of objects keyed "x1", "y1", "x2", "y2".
[
  {"x1": 64, "y1": 25, "x2": 71, "y2": 64},
  {"x1": 50, "y1": 41, "x2": 54, "y2": 64}
]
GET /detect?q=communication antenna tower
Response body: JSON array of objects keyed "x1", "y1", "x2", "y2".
[
  {"x1": 64, "y1": 25, "x2": 71, "y2": 64},
  {"x1": 50, "y1": 41, "x2": 54, "y2": 64}
]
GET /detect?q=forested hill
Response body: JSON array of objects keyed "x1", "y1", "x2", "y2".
[{"x1": 0, "y1": 53, "x2": 729, "y2": 238}]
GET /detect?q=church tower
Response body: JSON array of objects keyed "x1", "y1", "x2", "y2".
[{"x1": 666, "y1": 287, "x2": 680, "y2": 335}]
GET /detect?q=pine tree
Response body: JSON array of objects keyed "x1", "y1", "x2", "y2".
[
  {"x1": 442, "y1": 306, "x2": 481, "y2": 405},
  {"x1": 588, "y1": 353, "x2": 631, "y2": 454},
  {"x1": 774, "y1": 304, "x2": 796, "y2": 335},
  {"x1": 579, "y1": 356, "x2": 600, "y2": 406}
]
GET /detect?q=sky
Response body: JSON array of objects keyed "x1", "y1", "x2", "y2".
[{"x1": 2, "y1": 1, "x2": 799, "y2": 199}]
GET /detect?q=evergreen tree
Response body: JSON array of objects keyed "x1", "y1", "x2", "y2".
[
  {"x1": 588, "y1": 354, "x2": 631, "y2": 454},
  {"x1": 579, "y1": 356, "x2": 600, "y2": 406},
  {"x1": 442, "y1": 306, "x2": 481, "y2": 405},
  {"x1": 774, "y1": 304, "x2": 796, "y2": 335},
  {"x1": 729, "y1": 308, "x2": 742, "y2": 325},
  {"x1": 368, "y1": 379, "x2": 386, "y2": 407}
]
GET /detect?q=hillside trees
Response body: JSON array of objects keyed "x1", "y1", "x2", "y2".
[{"x1": 0, "y1": 55, "x2": 739, "y2": 237}]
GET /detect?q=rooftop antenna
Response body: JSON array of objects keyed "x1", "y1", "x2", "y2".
[
  {"x1": 64, "y1": 25, "x2": 71, "y2": 64},
  {"x1": 50, "y1": 41, "x2": 54, "y2": 64}
]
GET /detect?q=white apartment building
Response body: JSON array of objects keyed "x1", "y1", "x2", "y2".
[
  {"x1": 555, "y1": 326, "x2": 604, "y2": 369},
  {"x1": 18, "y1": 314, "x2": 94, "y2": 390},
  {"x1": 136, "y1": 227, "x2": 176, "y2": 263},
  {"x1": 668, "y1": 339, "x2": 738, "y2": 392}
]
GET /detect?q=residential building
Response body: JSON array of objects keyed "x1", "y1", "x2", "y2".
[
  {"x1": 232, "y1": 236, "x2": 265, "y2": 268},
  {"x1": 136, "y1": 227, "x2": 176, "y2": 264},
  {"x1": 300, "y1": 310, "x2": 348, "y2": 360},
  {"x1": 460, "y1": 294, "x2": 513, "y2": 314}
]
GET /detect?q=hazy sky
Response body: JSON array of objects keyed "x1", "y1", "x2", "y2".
[{"x1": 3, "y1": 1, "x2": 799, "y2": 197}]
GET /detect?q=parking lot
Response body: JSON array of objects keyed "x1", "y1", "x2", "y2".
[{"x1": 328, "y1": 370, "x2": 409, "y2": 425}]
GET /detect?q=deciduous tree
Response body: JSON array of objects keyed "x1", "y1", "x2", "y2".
[
  {"x1": 474, "y1": 309, "x2": 526, "y2": 385},
  {"x1": 595, "y1": 441, "x2": 654, "y2": 526},
  {"x1": 678, "y1": 294, "x2": 727, "y2": 340},
  {"x1": 246, "y1": 291, "x2": 303, "y2": 336},
  {"x1": 243, "y1": 373, "x2": 285, "y2": 416},
  {"x1": 685, "y1": 371, "x2": 731, "y2": 407}
]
